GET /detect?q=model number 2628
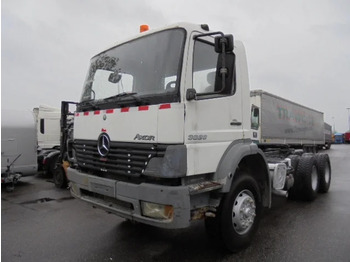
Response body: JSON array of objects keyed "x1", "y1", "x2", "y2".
[{"x1": 188, "y1": 134, "x2": 207, "y2": 141}]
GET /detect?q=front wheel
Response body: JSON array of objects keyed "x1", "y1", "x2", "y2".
[{"x1": 220, "y1": 172, "x2": 263, "y2": 252}]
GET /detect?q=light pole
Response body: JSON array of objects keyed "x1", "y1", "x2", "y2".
[{"x1": 347, "y1": 108, "x2": 350, "y2": 131}]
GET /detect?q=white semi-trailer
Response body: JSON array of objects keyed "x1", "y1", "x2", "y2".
[
  {"x1": 1, "y1": 109, "x2": 37, "y2": 188},
  {"x1": 65, "y1": 23, "x2": 331, "y2": 252},
  {"x1": 250, "y1": 90, "x2": 325, "y2": 149}
]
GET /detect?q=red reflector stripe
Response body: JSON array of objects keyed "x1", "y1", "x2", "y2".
[
  {"x1": 83, "y1": 112, "x2": 89, "y2": 116},
  {"x1": 106, "y1": 109, "x2": 114, "y2": 114},
  {"x1": 159, "y1": 104, "x2": 171, "y2": 110},
  {"x1": 138, "y1": 106, "x2": 149, "y2": 111},
  {"x1": 121, "y1": 108, "x2": 129, "y2": 113},
  {"x1": 75, "y1": 113, "x2": 80, "y2": 117},
  {"x1": 94, "y1": 110, "x2": 100, "y2": 115}
]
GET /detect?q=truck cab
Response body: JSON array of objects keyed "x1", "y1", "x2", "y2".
[{"x1": 66, "y1": 23, "x2": 330, "y2": 252}]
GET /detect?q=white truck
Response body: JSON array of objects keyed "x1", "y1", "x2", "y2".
[
  {"x1": 65, "y1": 23, "x2": 331, "y2": 252},
  {"x1": 33, "y1": 105, "x2": 62, "y2": 179},
  {"x1": 33, "y1": 105, "x2": 61, "y2": 150}
]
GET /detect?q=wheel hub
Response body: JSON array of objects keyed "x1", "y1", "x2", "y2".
[
  {"x1": 232, "y1": 190, "x2": 256, "y2": 235},
  {"x1": 311, "y1": 165, "x2": 318, "y2": 191},
  {"x1": 324, "y1": 164, "x2": 330, "y2": 183}
]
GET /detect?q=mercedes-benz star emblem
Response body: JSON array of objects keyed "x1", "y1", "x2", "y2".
[{"x1": 97, "y1": 133, "x2": 110, "y2": 157}]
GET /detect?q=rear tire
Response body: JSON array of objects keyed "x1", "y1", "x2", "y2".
[
  {"x1": 220, "y1": 171, "x2": 263, "y2": 252},
  {"x1": 297, "y1": 155, "x2": 319, "y2": 201},
  {"x1": 315, "y1": 154, "x2": 331, "y2": 193}
]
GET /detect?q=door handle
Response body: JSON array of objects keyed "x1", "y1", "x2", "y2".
[{"x1": 230, "y1": 119, "x2": 242, "y2": 126}]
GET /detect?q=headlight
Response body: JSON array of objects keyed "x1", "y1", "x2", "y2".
[
  {"x1": 268, "y1": 163, "x2": 287, "y2": 190},
  {"x1": 141, "y1": 201, "x2": 174, "y2": 220},
  {"x1": 143, "y1": 145, "x2": 187, "y2": 178}
]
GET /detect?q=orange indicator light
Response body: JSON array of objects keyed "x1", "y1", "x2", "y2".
[{"x1": 140, "y1": 24, "x2": 149, "y2": 33}]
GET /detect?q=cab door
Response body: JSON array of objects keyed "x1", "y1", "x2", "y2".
[{"x1": 184, "y1": 34, "x2": 245, "y2": 176}]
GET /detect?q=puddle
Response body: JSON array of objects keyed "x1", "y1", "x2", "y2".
[
  {"x1": 20, "y1": 198, "x2": 54, "y2": 204},
  {"x1": 19, "y1": 196, "x2": 74, "y2": 205},
  {"x1": 56, "y1": 196, "x2": 74, "y2": 202}
]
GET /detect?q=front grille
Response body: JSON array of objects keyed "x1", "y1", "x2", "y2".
[
  {"x1": 74, "y1": 139, "x2": 168, "y2": 178},
  {"x1": 81, "y1": 189, "x2": 134, "y2": 212}
]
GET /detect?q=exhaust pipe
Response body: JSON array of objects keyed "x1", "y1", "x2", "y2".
[{"x1": 272, "y1": 189, "x2": 288, "y2": 198}]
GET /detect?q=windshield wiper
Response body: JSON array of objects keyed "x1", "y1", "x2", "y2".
[
  {"x1": 79, "y1": 99, "x2": 100, "y2": 110},
  {"x1": 103, "y1": 92, "x2": 147, "y2": 106},
  {"x1": 103, "y1": 92, "x2": 138, "y2": 101}
]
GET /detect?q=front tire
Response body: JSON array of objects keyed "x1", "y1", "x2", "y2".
[{"x1": 220, "y1": 171, "x2": 263, "y2": 252}]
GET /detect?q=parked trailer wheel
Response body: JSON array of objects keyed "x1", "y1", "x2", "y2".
[
  {"x1": 48, "y1": 154, "x2": 60, "y2": 177},
  {"x1": 53, "y1": 165, "x2": 67, "y2": 189},
  {"x1": 219, "y1": 171, "x2": 262, "y2": 252},
  {"x1": 315, "y1": 153, "x2": 331, "y2": 193},
  {"x1": 297, "y1": 155, "x2": 319, "y2": 201}
]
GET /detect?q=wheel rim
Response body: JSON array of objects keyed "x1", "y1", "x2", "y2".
[
  {"x1": 232, "y1": 190, "x2": 256, "y2": 235},
  {"x1": 324, "y1": 163, "x2": 330, "y2": 184},
  {"x1": 311, "y1": 165, "x2": 318, "y2": 191},
  {"x1": 54, "y1": 169, "x2": 63, "y2": 186}
]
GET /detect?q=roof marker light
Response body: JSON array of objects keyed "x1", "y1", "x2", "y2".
[{"x1": 140, "y1": 24, "x2": 149, "y2": 33}]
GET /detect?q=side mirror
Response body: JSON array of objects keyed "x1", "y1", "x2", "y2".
[
  {"x1": 108, "y1": 72, "x2": 122, "y2": 83},
  {"x1": 186, "y1": 88, "x2": 197, "y2": 101},
  {"x1": 215, "y1": 34, "x2": 234, "y2": 53},
  {"x1": 214, "y1": 53, "x2": 235, "y2": 94}
]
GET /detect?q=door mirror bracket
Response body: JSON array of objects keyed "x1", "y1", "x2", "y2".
[{"x1": 186, "y1": 88, "x2": 197, "y2": 101}]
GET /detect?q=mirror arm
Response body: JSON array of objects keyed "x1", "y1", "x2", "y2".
[
  {"x1": 91, "y1": 89, "x2": 96, "y2": 100},
  {"x1": 218, "y1": 39, "x2": 227, "y2": 93}
]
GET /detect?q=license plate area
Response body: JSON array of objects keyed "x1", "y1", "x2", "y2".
[{"x1": 89, "y1": 177, "x2": 116, "y2": 197}]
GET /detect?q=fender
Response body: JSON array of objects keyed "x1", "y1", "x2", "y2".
[
  {"x1": 214, "y1": 139, "x2": 270, "y2": 200},
  {"x1": 46, "y1": 150, "x2": 60, "y2": 160}
]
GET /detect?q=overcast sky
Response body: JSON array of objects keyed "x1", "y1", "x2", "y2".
[{"x1": 2, "y1": 0, "x2": 350, "y2": 132}]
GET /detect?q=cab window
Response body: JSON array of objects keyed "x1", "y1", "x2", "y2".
[
  {"x1": 251, "y1": 106, "x2": 260, "y2": 130},
  {"x1": 193, "y1": 40, "x2": 235, "y2": 97}
]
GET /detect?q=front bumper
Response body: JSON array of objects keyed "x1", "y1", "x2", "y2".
[{"x1": 67, "y1": 167, "x2": 192, "y2": 229}]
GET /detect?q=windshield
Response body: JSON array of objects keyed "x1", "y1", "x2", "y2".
[{"x1": 79, "y1": 29, "x2": 185, "y2": 109}]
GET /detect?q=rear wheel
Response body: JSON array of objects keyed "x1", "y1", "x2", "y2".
[
  {"x1": 220, "y1": 171, "x2": 262, "y2": 252},
  {"x1": 315, "y1": 154, "x2": 331, "y2": 193},
  {"x1": 297, "y1": 155, "x2": 319, "y2": 201}
]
